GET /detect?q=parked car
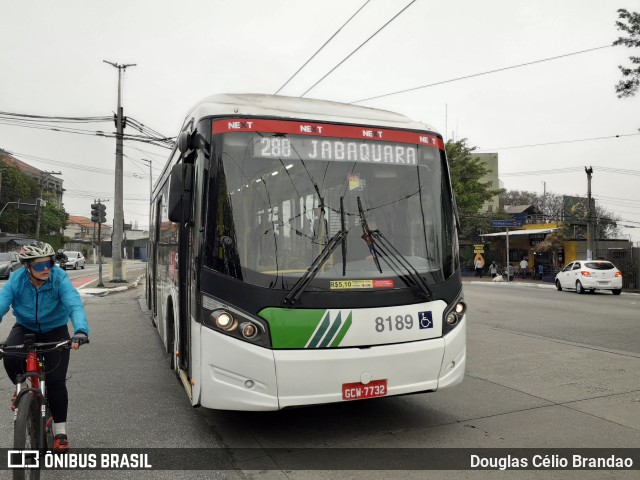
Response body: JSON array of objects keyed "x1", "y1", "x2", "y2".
[
  {"x1": 0, "y1": 252, "x2": 22, "y2": 279},
  {"x1": 555, "y1": 260, "x2": 622, "y2": 295},
  {"x1": 64, "y1": 251, "x2": 85, "y2": 270}
]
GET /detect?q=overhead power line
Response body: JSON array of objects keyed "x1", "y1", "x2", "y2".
[
  {"x1": 0, "y1": 111, "x2": 111, "y2": 122},
  {"x1": 500, "y1": 163, "x2": 640, "y2": 178},
  {"x1": 351, "y1": 44, "x2": 613, "y2": 103},
  {"x1": 300, "y1": 0, "x2": 417, "y2": 97},
  {"x1": 476, "y1": 132, "x2": 640, "y2": 151},
  {"x1": 6, "y1": 150, "x2": 145, "y2": 178},
  {"x1": 0, "y1": 118, "x2": 174, "y2": 149},
  {"x1": 500, "y1": 166, "x2": 583, "y2": 177},
  {"x1": 275, "y1": 0, "x2": 371, "y2": 95}
]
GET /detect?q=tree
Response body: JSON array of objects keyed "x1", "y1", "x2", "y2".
[
  {"x1": 534, "y1": 229, "x2": 570, "y2": 270},
  {"x1": 501, "y1": 189, "x2": 564, "y2": 221},
  {"x1": 0, "y1": 166, "x2": 40, "y2": 234},
  {"x1": 0, "y1": 165, "x2": 68, "y2": 237},
  {"x1": 614, "y1": 8, "x2": 640, "y2": 98},
  {"x1": 446, "y1": 138, "x2": 503, "y2": 239},
  {"x1": 39, "y1": 195, "x2": 69, "y2": 236},
  {"x1": 501, "y1": 189, "x2": 621, "y2": 238}
]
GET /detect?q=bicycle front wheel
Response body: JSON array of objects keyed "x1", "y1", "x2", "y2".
[{"x1": 13, "y1": 393, "x2": 41, "y2": 480}]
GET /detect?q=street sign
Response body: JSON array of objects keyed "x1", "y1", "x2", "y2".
[
  {"x1": 491, "y1": 219, "x2": 523, "y2": 228},
  {"x1": 16, "y1": 199, "x2": 38, "y2": 211}
]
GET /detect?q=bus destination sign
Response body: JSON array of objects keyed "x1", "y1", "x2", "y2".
[{"x1": 253, "y1": 136, "x2": 419, "y2": 166}]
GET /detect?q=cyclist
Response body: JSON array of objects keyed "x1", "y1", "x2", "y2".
[
  {"x1": 55, "y1": 248, "x2": 68, "y2": 268},
  {"x1": 0, "y1": 241, "x2": 89, "y2": 454}
]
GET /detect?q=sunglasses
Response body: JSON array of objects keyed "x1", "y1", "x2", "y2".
[{"x1": 31, "y1": 260, "x2": 54, "y2": 272}]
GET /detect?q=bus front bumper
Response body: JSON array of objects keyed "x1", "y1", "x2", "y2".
[{"x1": 199, "y1": 318, "x2": 466, "y2": 411}]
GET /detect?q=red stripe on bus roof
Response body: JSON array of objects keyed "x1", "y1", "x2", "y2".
[{"x1": 212, "y1": 119, "x2": 444, "y2": 150}]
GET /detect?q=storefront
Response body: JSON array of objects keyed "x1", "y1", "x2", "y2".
[{"x1": 480, "y1": 224, "x2": 561, "y2": 276}]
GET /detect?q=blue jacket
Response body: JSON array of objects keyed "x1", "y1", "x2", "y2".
[{"x1": 0, "y1": 266, "x2": 89, "y2": 335}]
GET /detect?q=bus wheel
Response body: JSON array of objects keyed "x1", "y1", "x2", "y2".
[
  {"x1": 612, "y1": 289, "x2": 622, "y2": 295},
  {"x1": 576, "y1": 280, "x2": 585, "y2": 294}
]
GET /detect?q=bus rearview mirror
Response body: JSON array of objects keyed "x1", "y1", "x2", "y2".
[{"x1": 168, "y1": 163, "x2": 194, "y2": 222}]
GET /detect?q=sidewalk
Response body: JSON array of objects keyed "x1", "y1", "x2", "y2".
[
  {"x1": 463, "y1": 273, "x2": 557, "y2": 290},
  {"x1": 463, "y1": 274, "x2": 549, "y2": 285},
  {"x1": 79, "y1": 260, "x2": 146, "y2": 296},
  {"x1": 463, "y1": 273, "x2": 640, "y2": 294}
]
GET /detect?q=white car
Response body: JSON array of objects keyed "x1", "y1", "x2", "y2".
[
  {"x1": 555, "y1": 260, "x2": 622, "y2": 295},
  {"x1": 64, "y1": 251, "x2": 86, "y2": 270}
]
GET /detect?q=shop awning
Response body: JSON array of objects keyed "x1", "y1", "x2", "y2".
[{"x1": 480, "y1": 227, "x2": 559, "y2": 238}]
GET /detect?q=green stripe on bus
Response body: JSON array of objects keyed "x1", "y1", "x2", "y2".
[
  {"x1": 330, "y1": 312, "x2": 352, "y2": 347},
  {"x1": 318, "y1": 312, "x2": 342, "y2": 348},
  {"x1": 307, "y1": 313, "x2": 331, "y2": 348},
  {"x1": 258, "y1": 308, "x2": 327, "y2": 349}
]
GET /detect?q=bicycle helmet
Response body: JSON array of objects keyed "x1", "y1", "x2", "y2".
[
  {"x1": 18, "y1": 242, "x2": 56, "y2": 264},
  {"x1": 58, "y1": 249, "x2": 64, "y2": 254}
]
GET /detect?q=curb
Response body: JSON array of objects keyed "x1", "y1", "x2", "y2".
[
  {"x1": 468, "y1": 280, "x2": 556, "y2": 290},
  {"x1": 467, "y1": 280, "x2": 640, "y2": 295},
  {"x1": 79, "y1": 274, "x2": 145, "y2": 297}
]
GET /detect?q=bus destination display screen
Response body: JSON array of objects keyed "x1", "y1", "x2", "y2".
[{"x1": 252, "y1": 136, "x2": 418, "y2": 166}]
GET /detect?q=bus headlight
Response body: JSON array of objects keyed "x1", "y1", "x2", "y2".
[
  {"x1": 212, "y1": 311, "x2": 237, "y2": 331},
  {"x1": 240, "y1": 322, "x2": 258, "y2": 339},
  {"x1": 443, "y1": 294, "x2": 466, "y2": 335},
  {"x1": 454, "y1": 301, "x2": 467, "y2": 315},
  {"x1": 202, "y1": 295, "x2": 271, "y2": 348},
  {"x1": 446, "y1": 312, "x2": 458, "y2": 325}
]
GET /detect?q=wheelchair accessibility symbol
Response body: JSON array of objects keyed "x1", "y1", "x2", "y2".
[{"x1": 418, "y1": 311, "x2": 433, "y2": 329}]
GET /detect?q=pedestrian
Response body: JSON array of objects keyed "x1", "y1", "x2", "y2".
[
  {"x1": 538, "y1": 263, "x2": 544, "y2": 280},
  {"x1": 489, "y1": 261, "x2": 498, "y2": 278},
  {"x1": 520, "y1": 257, "x2": 528, "y2": 278},
  {"x1": 0, "y1": 241, "x2": 89, "y2": 454},
  {"x1": 474, "y1": 258, "x2": 483, "y2": 278}
]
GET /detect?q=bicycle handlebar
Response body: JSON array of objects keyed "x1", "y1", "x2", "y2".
[{"x1": 0, "y1": 339, "x2": 75, "y2": 357}]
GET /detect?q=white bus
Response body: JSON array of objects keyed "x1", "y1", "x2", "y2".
[{"x1": 147, "y1": 94, "x2": 466, "y2": 410}]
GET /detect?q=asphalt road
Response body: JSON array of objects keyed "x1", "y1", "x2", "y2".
[
  {"x1": 465, "y1": 280, "x2": 640, "y2": 354},
  {"x1": 0, "y1": 280, "x2": 638, "y2": 479}
]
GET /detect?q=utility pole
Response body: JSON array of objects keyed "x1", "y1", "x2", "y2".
[
  {"x1": 34, "y1": 198, "x2": 44, "y2": 239},
  {"x1": 541, "y1": 181, "x2": 546, "y2": 223},
  {"x1": 104, "y1": 60, "x2": 136, "y2": 282},
  {"x1": 585, "y1": 166, "x2": 593, "y2": 260}
]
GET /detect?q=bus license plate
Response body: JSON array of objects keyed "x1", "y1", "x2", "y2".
[{"x1": 342, "y1": 380, "x2": 387, "y2": 400}]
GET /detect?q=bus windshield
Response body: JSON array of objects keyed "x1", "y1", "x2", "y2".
[{"x1": 204, "y1": 129, "x2": 457, "y2": 290}]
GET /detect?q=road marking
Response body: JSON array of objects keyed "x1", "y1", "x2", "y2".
[{"x1": 72, "y1": 276, "x2": 101, "y2": 289}]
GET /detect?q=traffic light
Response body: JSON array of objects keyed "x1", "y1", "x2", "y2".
[
  {"x1": 91, "y1": 202, "x2": 107, "y2": 224},
  {"x1": 99, "y1": 203, "x2": 107, "y2": 223}
]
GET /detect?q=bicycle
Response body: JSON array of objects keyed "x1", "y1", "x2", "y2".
[{"x1": 0, "y1": 334, "x2": 84, "y2": 480}]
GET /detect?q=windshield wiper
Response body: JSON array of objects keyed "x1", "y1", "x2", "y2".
[
  {"x1": 340, "y1": 196, "x2": 347, "y2": 277},
  {"x1": 370, "y1": 230, "x2": 433, "y2": 301},
  {"x1": 356, "y1": 197, "x2": 382, "y2": 273},
  {"x1": 356, "y1": 197, "x2": 432, "y2": 301},
  {"x1": 283, "y1": 228, "x2": 347, "y2": 307}
]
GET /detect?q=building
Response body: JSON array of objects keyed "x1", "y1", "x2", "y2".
[
  {"x1": 0, "y1": 150, "x2": 64, "y2": 208},
  {"x1": 64, "y1": 216, "x2": 112, "y2": 241},
  {"x1": 0, "y1": 235, "x2": 36, "y2": 252},
  {"x1": 478, "y1": 205, "x2": 635, "y2": 287},
  {"x1": 475, "y1": 152, "x2": 499, "y2": 213}
]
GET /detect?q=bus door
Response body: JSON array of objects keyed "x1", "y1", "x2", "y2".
[{"x1": 177, "y1": 222, "x2": 191, "y2": 373}]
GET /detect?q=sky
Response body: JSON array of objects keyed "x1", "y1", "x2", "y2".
[{"x1": 1, "y1": 0, "x2": 639, "y2": 242}]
